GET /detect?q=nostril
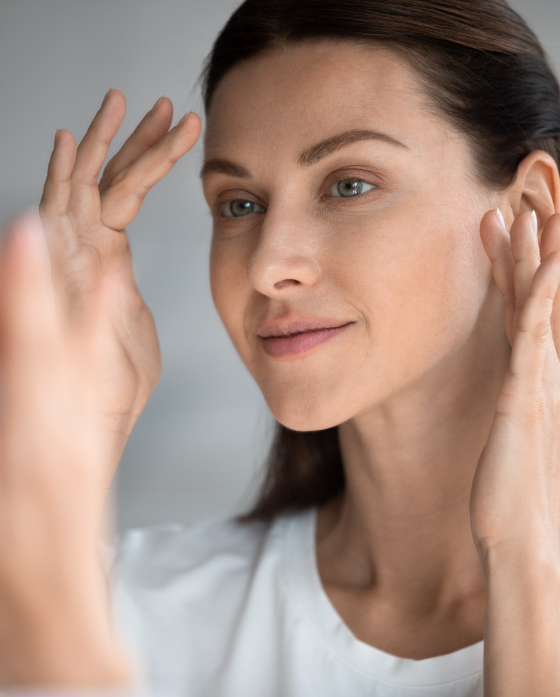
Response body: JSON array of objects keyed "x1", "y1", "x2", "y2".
[
  {"x1": 274, "y1": 279, "x2": 301, "y2": 290},
  {"x1": 246, "y1": 252, "x2": 320, "y2": 296}
]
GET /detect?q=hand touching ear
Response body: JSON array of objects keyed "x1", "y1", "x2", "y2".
[
  {"x1": 472, "y1": 209, "x2": 560, "y2": 696},
  {"x1": 472, "y1": 208, "x2": 560, "y2": 554}
]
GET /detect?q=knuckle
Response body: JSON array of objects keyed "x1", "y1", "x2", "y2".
[
  {"x1": 101, "y1": 158, "x2": 116, "y2": 180},
  {"x1": 516, "y1": 313, "x2": 551, "y2": 346},
  {"x1": 532, "y1": 319, "x2": 552, "y2": 345},
  {"x1": 109, "y1": 168, "x2": 128, "y2": 192},
  {"x1": 495, "y1": 394, "x2": 514, "y2": 418},
  {"x1": 72, "y1": 170, "x2": 98, "y2": 188},
  {"x1": 110, "y1": 168, "x2": 149, "y2": 200},
  {"x1": 496, "y1": 375, "x2": 546, "y2": 422},
  {"x1": 134, "y1": 181, "x2": 150, "y2": 199},
  {"x1": 129, "y1": 187, "x2": 148, "y2": 206}
]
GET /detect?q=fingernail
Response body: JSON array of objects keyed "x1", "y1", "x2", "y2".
[
  {"x1": 177, "y1": 112, "x2": 191, "y2": 127},
  {"x1": 496, "y1": 207, "x2": 505, "y2": 228},
  {"x1": 151, "y1": 96, "x2": 165, "y2": 112},
  {"x1": 531, "y1": 210, "x2": 538, "y2": 234},
  {"x1": 102, "y1": 88, "x2": 113, "y2": 106},
  {"x1": 54, "y1": 129, "x2": 59, "y2": 148}
]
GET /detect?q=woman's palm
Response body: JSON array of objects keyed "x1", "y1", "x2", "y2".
[
  {"x1": 39, "y1": 90, "x2": 201, "y2": 465},
  {"x1": 471, "y1": 209, "x2": 560, "y2": 555}
]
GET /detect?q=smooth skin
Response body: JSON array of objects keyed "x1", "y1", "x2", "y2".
[
  {"x1": 204, "y1": 42, "x2": 560, "y2": 693},
  {"x1": 40, "y1": 91, "x2": 200, "y2": 474},
  {"x1": 0, "y1": 39, "x2": 559, "y2": 695}
]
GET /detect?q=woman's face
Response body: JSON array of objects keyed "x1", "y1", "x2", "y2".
[{"x1": 202, "y1": 41, "x2": 498, "y2": 431}]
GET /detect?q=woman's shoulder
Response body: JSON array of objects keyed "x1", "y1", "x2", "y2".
[
  {"x1": 109, "y1": 511, "x2": 311, "y2": 667},
  {"x1": 112, "y1": 514, "x2": 277, "y2": 587}
]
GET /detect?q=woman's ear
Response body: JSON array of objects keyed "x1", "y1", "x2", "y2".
[{"x1": 500, "y1": 150, "x2": 560, "y2": 231}]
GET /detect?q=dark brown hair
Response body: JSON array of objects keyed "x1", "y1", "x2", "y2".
[{"x1": 201, "y1": 0, "x2": 560, "y2": 522}]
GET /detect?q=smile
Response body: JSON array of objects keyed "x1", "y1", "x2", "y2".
[{"x1": 258, "y1": 321, "x2": 353, "y2": 359}]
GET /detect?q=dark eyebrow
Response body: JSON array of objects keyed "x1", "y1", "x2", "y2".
[
  {"x1": 200, "y1": 158, "x2": 251, "y2": 179},
  {"x1": 298, "y1": 129, "x2": 407, "y2": 167},
  {"x1": 200, "y1": 129, "x2": 407, "y2": 179}
]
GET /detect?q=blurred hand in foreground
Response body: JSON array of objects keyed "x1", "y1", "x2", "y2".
[
  {"x1": 0, "y1": 214, "x2": 129, "y2": 686},
  {"x1": 0, "y1": 91, "x2": 200, "y2": 687}
]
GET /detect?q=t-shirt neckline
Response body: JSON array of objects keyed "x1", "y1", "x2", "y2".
[{"x1": 281, "y1": 507, "x2": 484, "y2": 688}]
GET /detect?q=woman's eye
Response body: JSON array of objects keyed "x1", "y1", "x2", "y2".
[
  {"x1": 221, "y1": 200, "x2": 265, "y2": 217},
  {"x1": 329, "y1": 179, "x2": 377, "y2": 198}
]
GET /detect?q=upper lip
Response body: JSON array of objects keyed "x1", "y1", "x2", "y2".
[{"x1": 256, "y1": 317, "x2": 353, "y2": 338}]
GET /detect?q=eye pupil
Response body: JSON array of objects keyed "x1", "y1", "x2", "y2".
[
  {"x1": 337, "y1": 179, "x2": 363, "y2": 197},
  {"x1": 230, "y1": 200, "x2": 254, "y2": 216}
]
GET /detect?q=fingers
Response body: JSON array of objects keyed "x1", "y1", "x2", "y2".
[
  {"x1": 40, "y1": 130, "x2": 77, "y2": 217},
  {"x1": 0, "y1": 214, "x2": 111, "y2": 422},
  {"x1": 99, "y1": 111, "x2": 201, "y2": 231},
  {"x1": 537, "y1": 214, "x2": 560, "y2": 357},
  {"x1": 480, "y1": 209, "x2": 515, "y2": 342},
  {"x1": 481, "y1": 208, "x2": 560, "y2": 382},
  {"x1": 538, "y1": 213, "x2": 560, "y2": 260},
  {"x1": 481, "y1": 209, "x2": 543, "y2": 344},
  {"x1": 69, "y1": 90, "x2": 127, "y2": 227},
  {"x1": 41, "y1": 92, "x2": 199, "y2": 243},
  {"x1": 0, "y1": 215, "x2": 57, "y2": 389},
  {"x1": 0, "y1": 215, "x2": 113, "y2": 518},
  {"x1": 39, "y1": 129, "x2": 81, "y2": 256},
  {"x1": 98, "y1": 97, "x2": 173, "y2": 195},
  {"x1": 507, "y1": 248, "x2": 560, "y2": 387},
  {"x1": 510, "y1": 210, "x2": 541, "y2": 328}
]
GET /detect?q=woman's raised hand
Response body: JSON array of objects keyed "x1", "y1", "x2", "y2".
[
  {"x1": 471, "y1": 208, "x2": 560, "y2": 556},
  {"x1": 472, "y1": 208, "x2": 560, "y2": 695},
  {"x1": 40, "y1": 90, "x2": 201, "y2": 471}
]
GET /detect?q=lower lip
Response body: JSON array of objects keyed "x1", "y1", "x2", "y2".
[{"x1": 260, "y1": 324, "x2": 352, "y2": 359}]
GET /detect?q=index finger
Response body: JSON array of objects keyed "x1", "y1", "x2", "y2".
[
  {"x1": 69, "y1": 90, "x2": 127, "y2": 226},
  {"x1": 99, "y1": 112, "x2": 201, "y2": 231},
  {"x1": 98, "y1": 96, "x2": 174, "y2": 195},
  {"x1": 480, "y1": 208, "x2": 515, "y2": 344}
]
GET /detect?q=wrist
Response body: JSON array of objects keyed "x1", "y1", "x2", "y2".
[
  {"x1": 0, "y1": 561, "x2": 131, "y2": 689},
  {"x1": 474, "y1": 520, "x2": 560, "y2": 573},
  {"x1": 0, "y1": 631, "x2": 134, "y2": 689},
  {"x1": 482, "y1": 537, "x2": 560, "y2": 583}
]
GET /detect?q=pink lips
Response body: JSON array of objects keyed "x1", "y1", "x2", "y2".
[{"x1": 257, "y1": 318, "x2": 353, "y2": 359}]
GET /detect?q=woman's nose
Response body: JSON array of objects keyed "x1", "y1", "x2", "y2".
[{"x1": 246, "y1": 210, "x2": 321, "y2": 296}]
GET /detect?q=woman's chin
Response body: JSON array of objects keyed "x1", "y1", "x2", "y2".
[{"x1": 264, "y1": 393, "x2": 352, "y2": 432}]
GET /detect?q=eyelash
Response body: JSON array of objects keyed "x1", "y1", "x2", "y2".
[{"x1": 218, "y1": 177, "x2": 378, "y2": 218}]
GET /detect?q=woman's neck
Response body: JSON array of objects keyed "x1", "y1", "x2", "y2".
[{"x1": 315, "y1": 309, "x2": 512, "y2": 658}]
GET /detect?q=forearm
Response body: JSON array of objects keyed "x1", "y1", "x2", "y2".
[
  {"x1": 0, "y1": 555, "x2": 133, "y2": 689},
  {"x1": 483, "y1": 543, "x2": 560, "y2": 696}
]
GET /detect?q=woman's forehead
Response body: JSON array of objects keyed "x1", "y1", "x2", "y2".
[{"x1": 203, "y1": 41, "x2": 446, "y2": 160}]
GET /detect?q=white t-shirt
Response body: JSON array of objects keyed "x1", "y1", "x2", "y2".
[{"x1": 111, "y1": 507, "x2": 484, "y2": 697}]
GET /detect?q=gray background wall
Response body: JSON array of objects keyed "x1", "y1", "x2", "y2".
[{"x1": 0, "y1": 0, "x2": 558, "y2": 533}]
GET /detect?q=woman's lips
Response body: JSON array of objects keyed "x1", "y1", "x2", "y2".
[{"x1": 258, "y1": 322, "x2": 353, "y2": 359}]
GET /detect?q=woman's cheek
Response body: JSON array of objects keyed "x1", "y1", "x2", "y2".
[
  {"x1": 210, "y1": 238, "x2": 243, "y2": 331},
  {"x1": 210, "y1": 233, "x2": 256, "y2": 361}
]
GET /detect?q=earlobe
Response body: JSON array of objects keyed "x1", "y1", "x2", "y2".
[{"x1": 509, "y1": 151, "x2": 560, "y2": 227}]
